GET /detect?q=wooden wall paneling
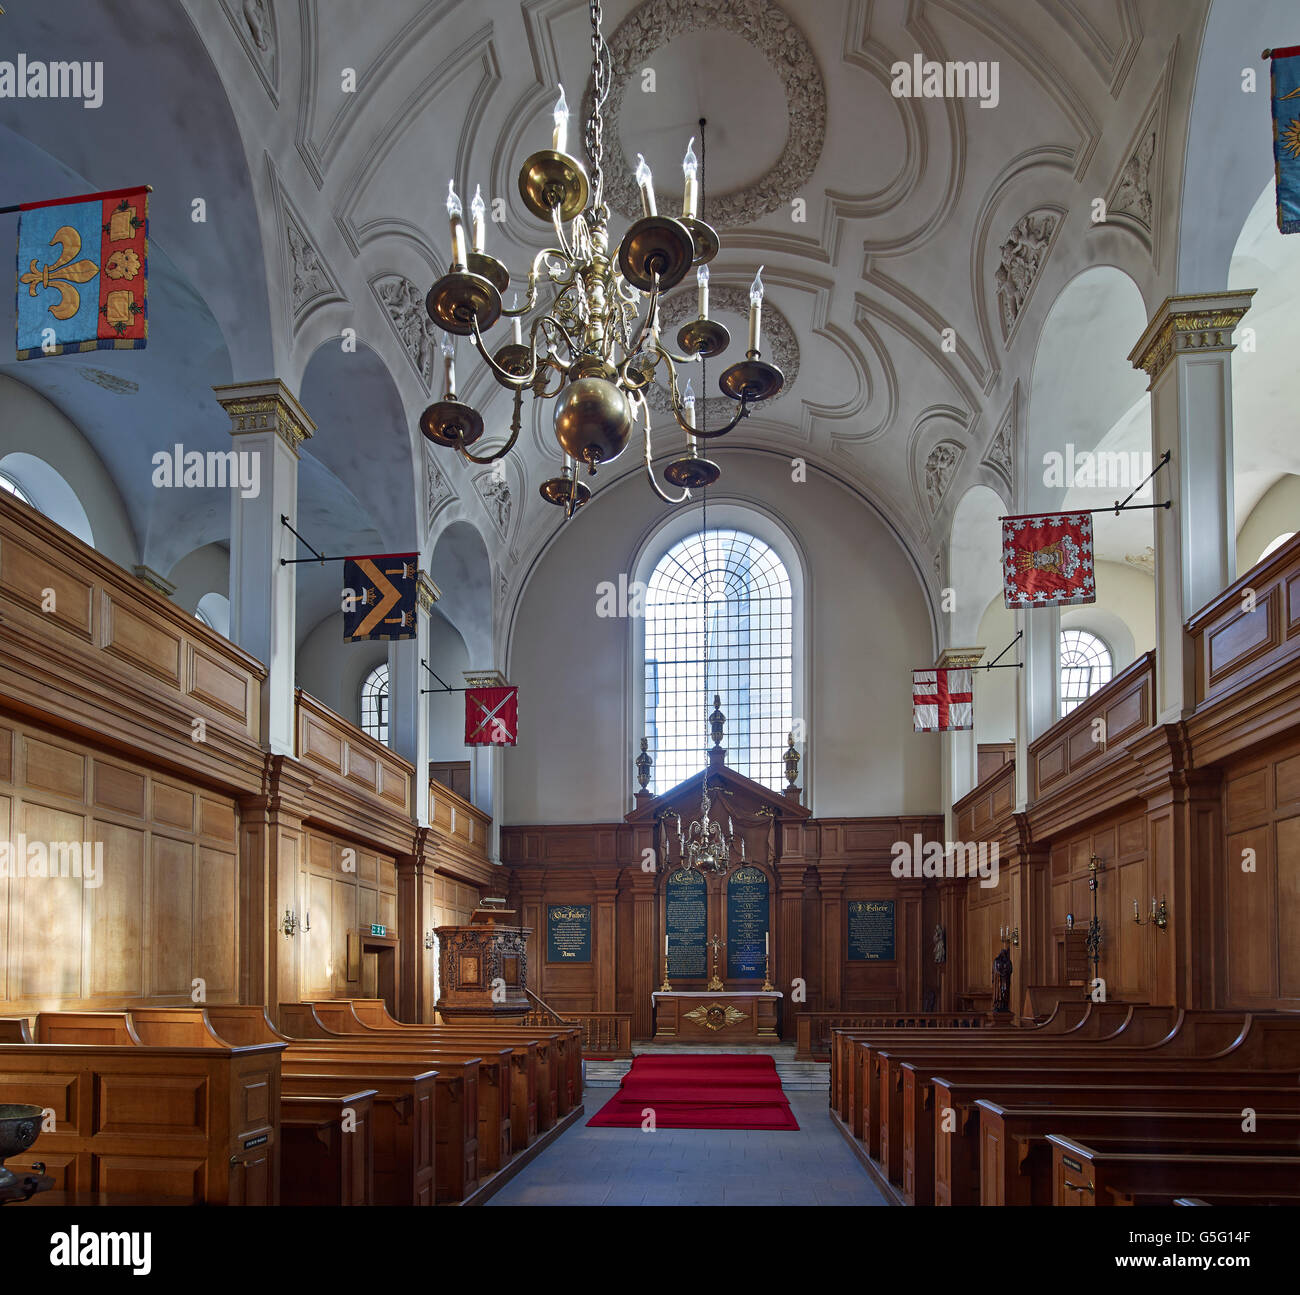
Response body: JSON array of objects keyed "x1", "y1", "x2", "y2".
[{"x1": 627, "y1": 867, "x2": 655, "y2": 1041}]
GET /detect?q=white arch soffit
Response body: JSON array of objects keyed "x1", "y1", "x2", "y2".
[
  {"x1": 1229, "y1": 176, "x2": 1300, "y2": 527},
  {"x1": 428, "y1": 520, "x2": 495, "y2": 665},
  {"x1": 1024, "y1": 261, "x2": 1149, "y2": 514},
  {"x1": 946, "y1": 485, "x2": 1006, "y2": 648},
  {"x1": 1176, "y1": 0, "x2": 1298, "y2": 292},
  {"x1": 0, "y1": 452, "x2": 95, "y2": 548}
]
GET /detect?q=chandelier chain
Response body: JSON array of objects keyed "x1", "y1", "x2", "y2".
[{"x1": 585, "y1": 0, "x2": 612, "y2": 211}]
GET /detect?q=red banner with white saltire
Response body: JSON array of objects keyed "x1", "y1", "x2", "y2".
[
  {"x1": 465, "y1": 686, "x2": 518, "y2": 746},
  {"x1": 913, "y1": 668, "x2": 972, "y2": 732},
  {"x1": 1001, "y1": 511, "x2": 1096, "y2": 608}
]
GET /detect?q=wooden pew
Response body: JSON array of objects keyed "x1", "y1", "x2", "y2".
[
  {"x1": 854, "y1": 1003, "x2": 1176, "y2": 1166},
  {"x1": 0, "y1": 1010, "x2": 284, "y2": 1204},
  {"x1": 309, "y1": 998, "x2": 577, "y2": 1128},
  {"x1": 129, "y1": 1007, "x2": 380, "y2": 1208},
  {"x1": 977, "y1": 1101, "x2": 1300, "y2": 1206},
  {"x1": 202, "y1": 1005, "x2": 445, "y2": 1206},
  {"x1": 279, "y1": 1089, "x2": 376, "y2": 1207},
  {"x1": 277, "y1": 1004, "x2": 505, "y2": 1184},
  {"x1": 873, "y1": 1008, "x2": 1282, "y2": 1197},
  {"x1": 289, "y1": 999, "x2": 557, "y2": 1142},
  {"x1": 1046, "y1": 1133, "x2": 1300, "y2": 1206}
]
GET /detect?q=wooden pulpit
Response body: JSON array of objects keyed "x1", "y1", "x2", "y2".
[{"x1": 435, "y1": 902, "x2": 532, "y2": 1023}]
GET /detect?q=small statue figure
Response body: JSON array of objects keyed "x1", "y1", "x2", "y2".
[
  {"x1": 932, "y1": 922, "x2": 946, "y2": 966},
  {"x1": 992, "y1": 943, "x2": 1013, "y2": 1014}
]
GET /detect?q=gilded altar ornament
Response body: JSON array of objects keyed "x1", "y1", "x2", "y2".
[
  {"x1": 706, "y1": 933, "x2": 725, "y2": 991},
  {"x1": 684, "y1": 1002, "x2": 747, "y2": 1032}
]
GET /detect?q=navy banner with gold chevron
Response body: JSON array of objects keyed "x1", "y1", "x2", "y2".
[{"x1": 343, "y1": 553, "x2": 418, "y2": 642}]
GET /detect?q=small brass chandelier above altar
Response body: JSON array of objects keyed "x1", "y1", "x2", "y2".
[{"x1": 417, "y1": 0, "x2": 785, "y2": 519}]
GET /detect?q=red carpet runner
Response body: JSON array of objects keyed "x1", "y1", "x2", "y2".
[{"x1": 586, "y1": 1054, "x2": 800, "y2": 1130}]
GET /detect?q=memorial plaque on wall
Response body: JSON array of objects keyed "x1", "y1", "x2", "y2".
[
  {"x1": 726, "y1": 866, "x2": 769, "y2": 979},
  {"x1": 546, "y1": 904, "x2": 592, "y2": 963},
  {"x1": 665, "y1": 868, "x2": 706, "y2": 978},
  {"x1": 847, "y1": 899, "x2": 895, "y2": 961}
]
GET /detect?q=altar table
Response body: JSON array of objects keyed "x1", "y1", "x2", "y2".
[{"x1": 651, "y1": 991, "x2": 782, "y2": 1042}]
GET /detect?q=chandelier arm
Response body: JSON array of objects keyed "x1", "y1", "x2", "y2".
[
  {"x1": 466, "y1": 317, "x2": 535, "y2": 389},
  {"x1": 658, "y1": 349, "x2": 749, "y2": 437},
  {"x1": 537, "y1": 314, "x2": 581, "y2": 368},
  {"x1": 455, "y1": 387, "x2": 525, "y2": 466},
  {"x1": 549, "y1": 204, "x2": 575, "y2": 262},
  {"x1": 637, "y1": 394, "x2": 691, "y2": 505}
]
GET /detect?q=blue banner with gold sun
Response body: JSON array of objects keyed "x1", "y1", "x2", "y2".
[
  {"x1": 15, "y1": 186, "x2": 149, "y2": 359},
  {"x1": 1271, "y1": 46, "x2": 1300, "y2": 233}
]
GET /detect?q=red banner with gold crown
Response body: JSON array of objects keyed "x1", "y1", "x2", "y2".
[{"x1": 1001, "y1": 511, "x2": 1095, "y2": 608}]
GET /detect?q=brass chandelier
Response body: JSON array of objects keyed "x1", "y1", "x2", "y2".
[{"x1": 417, "y1": 0, "x2": 785, "y2": 519}]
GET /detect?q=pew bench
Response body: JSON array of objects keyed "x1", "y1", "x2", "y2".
[
  {"x1": 279, "y1": 1089, "x2": 377, "y2": 1207},
  {"x1": 1045, "y1": 1133, "x2": 1300, "y2": 1206},
  {"x1": 976, "y1": 1102, "x2": 1300, "y2": 1206}
]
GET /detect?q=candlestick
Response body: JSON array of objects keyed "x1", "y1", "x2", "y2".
[
  {"x1": 510, "y1": 292, "x2": 522, "y2": 346},
  {"x1": 552, "y1": 83, "x2": 568, "y2": 153},
  {"x1": 446, "y1": 180, "x2": 467, "y2": 267},
  {"x1": 747, "y1": 264, "x2": 764, "y2": 353},
  {"x1": 683, "y1": 378, "x2": 696, "y2": 429},
  {"x1": 697, "y1": 263, "x2": 709, "y2": 319},
  {"x1": 682, "y1": 135, "x2": 698, "y2": 220},
  {"x1": 635, "y1": 153, "x2": 657, "y2": 217},
  {"x1": 470, "y1": 184, "x2": 486, "y2": 254},
  {"x1": 765, "y1": 930, "x2": 769, "y2": 954}
]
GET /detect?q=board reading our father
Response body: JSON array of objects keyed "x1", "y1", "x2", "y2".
[{"x1": 546, "y1": 905, "x2": 591, "y2": 963}]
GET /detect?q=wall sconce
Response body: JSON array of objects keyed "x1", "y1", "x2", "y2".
[
  {"x1": 1133, "y1": 896, "x2": 1168, "y2": 930},
  {"x1": 999, "y1": 925, "x2": 1019, "y2": 948},
  {"x1": 424, "y1": 929, "x2": 437, "y2": 950},
  {"x1": 280, "y1": 909, "x2": 298, "y2": 939}
]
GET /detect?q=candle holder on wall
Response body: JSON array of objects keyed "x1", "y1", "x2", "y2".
[{"x1": 1132, "y1": 896, "x2": 1168, "y2": 930}]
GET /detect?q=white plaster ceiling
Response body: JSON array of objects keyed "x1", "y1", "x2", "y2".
[{"x1": 5, "y1": 0, "x2": 1291, "y2": 659}]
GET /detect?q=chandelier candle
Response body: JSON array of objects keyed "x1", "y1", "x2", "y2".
[
  {"x1": 441, "y1": 334, "x2": 456, "y2": 397},
  {"x1": 697, "y1": 263, "x2": 709, "y2": 319},
  {"x1": 552, "y1": 83, "x2": 568, "y2": 153},
  {"x1": 682, "y1": 136, "x2": 699, "y2": 219},
  {"x1": 510, "y1": 293, "x2": 522, "y2": 346},
  {"x1": 470, "y1": 185, "x2": 486, "y2": 254},
  {"x1": 748, "y1": 266, "x2": 765, "y2": 353},
  {"x1": 446, "y1": 181, "x2": 467, "y2": 267},
  {"x1": 635, "y1": 153, "x2": 657, "y2": 217},
  {"x1": 683, "y1": 378, "x2": 696, "y2": 429}
]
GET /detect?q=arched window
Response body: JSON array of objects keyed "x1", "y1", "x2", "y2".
[
  {"x1": 361, "y1": 663, "x2": 389, "y2": 745},
  {"x1": 1059, "y1": 629, "x2": 1112, "y2": 715},
  {"x1": 0, "y1": 470, "x2": 34, "y2": 506},
  {"x1": 644, "y1": 528, "x2": 793, "y2": 793},
  {"x1": 1259, "y1": 532, "x2": 1295, "y2": 563}
]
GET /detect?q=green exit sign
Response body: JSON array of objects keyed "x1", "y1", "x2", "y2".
[{"x1": 370, "y1": 924, "x2": 386, "y2": 937}]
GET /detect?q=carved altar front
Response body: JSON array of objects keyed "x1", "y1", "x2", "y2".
[
  {"x1": 651, "y1": 991, "x2": 782, "y2": 1042},
  {"x1": 435, "y1": 907, "x2": 532, "y2": 1022}
]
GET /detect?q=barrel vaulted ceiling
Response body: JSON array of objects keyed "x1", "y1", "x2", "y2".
[{"x1": 9, "y1": 0, "x2": 1290, "y2": 653}]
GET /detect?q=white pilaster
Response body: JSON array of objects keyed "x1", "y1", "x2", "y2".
[
  {"x1": 1014, "y1": 604, "x2": 1059, "y2": 811},
  {"x1": 214, "y1": 380, "x2": 315, "y2": 757},
  {"x1": 390, "y1": 572, "x2": 441, "y2": 827},
  {"x1": 1128, "y1": 292, "x2": 1253, "y2": 722},
  {"x1": 464, "y1": 668, "x2": 508, "y2": 863}
]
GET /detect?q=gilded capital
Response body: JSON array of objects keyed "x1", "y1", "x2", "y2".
[
  {"x1": 417, "y1": 571, "x2": 441, "y2": 613},
  {"x1": 1128, "y1": 291, "x2": 1255, "y2": 387},
  {"x1": 937, "y1": 646, "x2": 985, "y2": 670},
  {"x1": 213, "y1": 378, "x2": 316, "y2": 456}
]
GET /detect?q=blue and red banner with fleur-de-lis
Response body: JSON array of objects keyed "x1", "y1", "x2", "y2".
[
  {"x1": 15, "y1": 185, "x2": 149, "y2": 359},
  {"x1": 1270, "y1": 46, "x2": 1300, "y2": 234}
]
